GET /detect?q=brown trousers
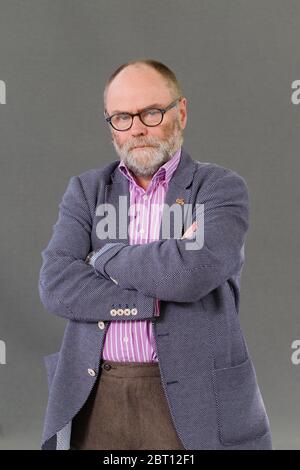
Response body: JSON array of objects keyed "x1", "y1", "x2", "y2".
[{"x1": 70, "y1": 360, "x2": 185, "y2": 450}]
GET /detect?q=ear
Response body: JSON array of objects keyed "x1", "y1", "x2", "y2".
[{"x1": 179, "y1": 97, "x2": 187, "y2": 129}]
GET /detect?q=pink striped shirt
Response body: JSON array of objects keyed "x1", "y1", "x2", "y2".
[{"x1": 101, "y1": 146, "x2": 182, "y2": 363}]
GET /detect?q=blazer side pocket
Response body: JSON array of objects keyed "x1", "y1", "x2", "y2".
[{"x1": 212, "y1": 356, "x2": 270, "y2": 445}]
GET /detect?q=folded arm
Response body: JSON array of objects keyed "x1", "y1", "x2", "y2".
[
  {"x1": 38, "y1": 175, "x2": 156, "y2": 322},
  {"x1": 92, "y1": 171, "x2": 250, "y2": 303}
]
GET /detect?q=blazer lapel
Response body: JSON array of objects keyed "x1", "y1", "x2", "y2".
[
  {"x1": 104, "y1": 168, "x2": 131, "y2": 243},
  {"x1": 160, "y1": 146, "x2": 197, "y2": 239}
]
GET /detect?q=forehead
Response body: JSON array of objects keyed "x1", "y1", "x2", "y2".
[{"x1": 106, "y1": 65, "x2": 173, "y2": 114}]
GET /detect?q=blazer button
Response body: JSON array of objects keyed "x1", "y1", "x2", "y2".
[
  {"x1": 98, "y1": 321, "x2": 105, "y2": 330},
  {"x1": 117, "y1": 308, "x2": 124, "y2": 316},
  {"x1": 124, "y1": 308, "x2": 131, "y2": 316},
  {"x1": 131, "y1": 308, "x2": 137, "y2": 315},
  {"x1": 88, "y1": 368, "x2": 96, "y2": 377},
  {"x1": 110, "y1": 309, "x2": 117, "y2": 316}
]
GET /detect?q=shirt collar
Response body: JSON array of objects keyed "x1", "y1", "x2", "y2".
[{"x1": 118, "y1": 146, "x2": 182, "y2": 189}]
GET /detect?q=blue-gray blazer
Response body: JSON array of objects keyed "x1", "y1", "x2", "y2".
[{"x1": 38, "y1": 146, "x2": 273, "y2": 450}]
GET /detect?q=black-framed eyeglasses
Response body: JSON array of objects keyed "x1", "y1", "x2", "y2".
[{"x1": 104, "y1": 96, "x2": 182, "y2": 131}]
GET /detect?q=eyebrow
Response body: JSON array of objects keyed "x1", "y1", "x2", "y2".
[{"x1": 110, "y1": 103, "x2": 164, "y2": 115}]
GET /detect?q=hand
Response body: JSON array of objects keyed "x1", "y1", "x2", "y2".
[{"x1": 180, "y1": 221, "x2": 198, "y2": 239}]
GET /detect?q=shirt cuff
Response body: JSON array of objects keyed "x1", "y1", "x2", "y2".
[
  {"x1": 91, "y1": 242, "x2": 127, "y2": 281},
  {"x1": 89, "y1": 244, "x2": 118, "y2": 267}
]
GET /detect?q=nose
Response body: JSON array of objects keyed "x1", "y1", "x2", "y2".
[{"x1": 130, "y1": 114, "x2": 148, "y2": 136}]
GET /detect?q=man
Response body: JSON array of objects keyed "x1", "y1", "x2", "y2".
[{"x1": 38, "y1": 59, "x2": 273, "y2": 450}]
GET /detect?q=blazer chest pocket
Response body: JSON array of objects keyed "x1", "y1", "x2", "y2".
[
  {"x1": 212, "y1": 356, "x2": 270, "y2": 446},
  {"x1": 43, "y1": 351, "x2": 60, "y2": 390}
]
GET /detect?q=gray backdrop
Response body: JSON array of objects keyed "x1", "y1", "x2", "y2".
[{"x1": 0, "y1": 0, "x2": 299, "y2": 450}]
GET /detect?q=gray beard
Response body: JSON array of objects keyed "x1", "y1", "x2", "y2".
[{"x1": 111, "y1": 121, "x2": 184, "y2": 177}]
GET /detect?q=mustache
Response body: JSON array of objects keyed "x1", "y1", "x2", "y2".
[{"x1": 128, "y1": 141, "x2": 159, "y2": 149}]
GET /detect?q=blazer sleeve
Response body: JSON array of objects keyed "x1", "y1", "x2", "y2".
[
  {"x1": 93, "y1": 171, "x2": 250, "y2": 303},
  {"x1": 38, "y1": 175, "x2": 156, "y2": 322}
]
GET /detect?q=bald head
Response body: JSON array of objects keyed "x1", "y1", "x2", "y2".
[{"x1": 104, "y1": 63, "x2": 178, "y2": 116}]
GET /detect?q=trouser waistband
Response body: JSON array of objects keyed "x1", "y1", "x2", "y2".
[{"x1": 100, "y1": 359, "x2": 161, "y2": 377}]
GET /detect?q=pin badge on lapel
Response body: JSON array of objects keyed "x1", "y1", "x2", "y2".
[{"x1": 175, "y1": 198, "x2": 185, "y2": 205}]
